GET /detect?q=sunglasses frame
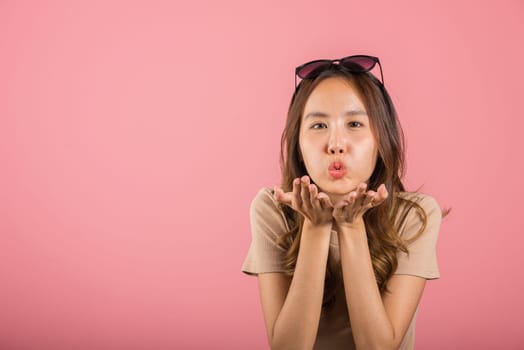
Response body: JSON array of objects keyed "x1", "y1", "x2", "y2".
[{"x1": 294, "y1": 54, "x2": 385, "y2": 89}]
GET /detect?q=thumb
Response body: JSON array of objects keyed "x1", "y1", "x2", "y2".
[
  {"x1": 273, "y1": 187, "x2": 293, "y2": 206},
  {"x1": 317, "y1": 192, "x2": 334, "y2": 208},
  {"x1": 332, "y1": 200, "x2": 349, "y2": 216}
]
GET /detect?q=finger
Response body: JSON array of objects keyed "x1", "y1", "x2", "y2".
[
  {"x1": 333, "y1": 200, "x2": 349, "y2": 220},
  {"x1": 317, "y1": 192, "x2": 333, "y2": 211},
  {"x1": 347, "y1": 191, "x2": 358, "y2": 208},
  {"x1": 363, "y1": 184, "x2": 389, "y2": 208},
  {"x1": 334, "y1": 198, "x2": 349, "y2": 209},
  {"x1": 300, "y1": 176, "x2": 312, "y2": 209},
  {"x1": 345, "y1": 192, "x2": 358, "y2": 221},
  {"x1": 355, "y1": 183, "x2": 368, "y2": 207},
  {"x1": 377, "y1": 184, "x2": 389, "y2": 202},
  {"x1": 362, "y1": 190, "x2": 377, "y2": 209},
  {"x1": 293, "y1": 178, "x2": 302, "y2": 207},
  {"x1": 369, "y1": 184, "x2": 388, "y2": 207},
  {"x1": 309, "y1": 184, "x2": 322, "y2": 211}
]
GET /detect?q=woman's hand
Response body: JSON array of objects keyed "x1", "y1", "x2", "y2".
[
  {"x1": 332, "y1": 183, "x2": 388, "y2": 230},
  {"x1": 273, "y1": 176, "x2": 334, "y2": 227}
]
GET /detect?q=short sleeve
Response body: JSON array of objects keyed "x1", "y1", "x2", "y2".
[
  {"x1": 241, "y1": 187, "x2": 291, "y2": 276},
  {"x1": 394, "y1": 193, "x2": 442, "y2": 279}
]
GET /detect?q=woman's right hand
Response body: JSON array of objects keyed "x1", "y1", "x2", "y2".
[{"x1": 273, "y1": 175, "x2": 334, "y2": 227}]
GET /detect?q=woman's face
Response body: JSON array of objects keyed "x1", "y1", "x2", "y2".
[{"x1": 299, "y1": 77, "x2": 378, "y2": 204}]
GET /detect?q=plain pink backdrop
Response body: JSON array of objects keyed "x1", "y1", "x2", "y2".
[{"x1": 1, "y1": 0, "x2": 523, "y2": 349}]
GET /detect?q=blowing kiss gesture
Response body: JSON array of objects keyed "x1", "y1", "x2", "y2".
[{"x1": 273, "y1": 175, "x2": 388, "y2": 230}]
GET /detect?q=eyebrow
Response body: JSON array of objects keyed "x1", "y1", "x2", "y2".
[{"x1": 304, "y1": 110, "x2": 368, "y2": 119}]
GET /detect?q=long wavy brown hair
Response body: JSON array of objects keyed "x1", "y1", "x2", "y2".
[{"x1": 275, "y1": 67, "x2": 448, "y2": 314}]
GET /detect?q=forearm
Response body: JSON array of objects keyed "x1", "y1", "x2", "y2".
[
  {"x1": 338, "y1": 227, "x2": 396, "y2": 350},
  {"x1": 272, "y1": 221, "x2": 331, "y2": 350}
]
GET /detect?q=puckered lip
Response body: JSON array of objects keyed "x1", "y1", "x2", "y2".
[{"x1": 328, "y1": 160, "x2": 346, "y2": 171}]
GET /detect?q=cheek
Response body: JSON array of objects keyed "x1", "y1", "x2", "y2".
[
  {"x1": 299, "y1": 138, "x2": 319, "y2": 172},
  {"x1": 367, "y1": 145, "x2": 379, "y2": 170},
  {"x1": 356, "y1": 141, "x2": 378, "y2": 167},
  {"x1": 299, "y1": 134, "x2": 312, "y2": 159}
]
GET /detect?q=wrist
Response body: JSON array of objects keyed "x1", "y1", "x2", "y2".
[
  {"x1": 303, "y1": 218, "x2": 333, "y2": 231},
  {"x1": 334, "y1": 217, "x2": 365, "y2": 232},
  {"x1": 335, "y1": 221, "x2": 367, "y2": 242}
]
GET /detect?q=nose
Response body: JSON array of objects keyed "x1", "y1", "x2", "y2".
[{"x1": 327, "y1": 128, "x2": 347, "y2": 155}]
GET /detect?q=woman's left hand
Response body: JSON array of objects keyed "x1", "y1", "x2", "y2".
[{"x1": 332, "y1": 183, "x2": 389, "y2": 230}]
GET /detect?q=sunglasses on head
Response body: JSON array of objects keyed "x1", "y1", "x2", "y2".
[{"x1": 294, "y1": 54, "x2": 384, "y2": 89}]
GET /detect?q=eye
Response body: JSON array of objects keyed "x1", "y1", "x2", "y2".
[
  {"x1": 311, "y1": 122, "x2": 327, "y2": 129},
  {"x1": 348, "y1": 121, "x2": 363, "y2": 128}
]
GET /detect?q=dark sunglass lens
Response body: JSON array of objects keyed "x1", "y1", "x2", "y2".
[
  {"x1": 297, "y1": 61, "x2": 332, "y2": 79},
  {"x1": 341, "y1": 56, "x2": 376, "y2": 72}
]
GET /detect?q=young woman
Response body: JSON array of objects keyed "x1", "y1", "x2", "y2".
[{"x1": 242, "y1": 55, "x2": 446, "y2": 350}]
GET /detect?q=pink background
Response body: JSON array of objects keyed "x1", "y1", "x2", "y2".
[{"x1": 1, "y1": 1, "x2": 523, "y2": 349}]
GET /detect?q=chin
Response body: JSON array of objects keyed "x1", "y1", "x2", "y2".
[{"x1": 321, "y1": 181, "x2": 356, "y2": 195}]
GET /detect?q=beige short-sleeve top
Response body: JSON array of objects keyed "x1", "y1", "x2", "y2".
[{"x1": 241, "y1": 187, "x2": 442, "y2": 350}]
